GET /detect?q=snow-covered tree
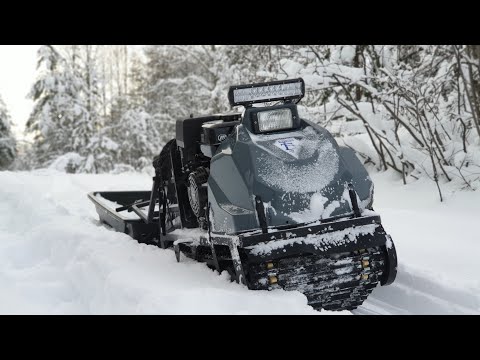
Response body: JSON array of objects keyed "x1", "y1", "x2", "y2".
[
  {"x1": 274, "y1": 45, "x2": 480, "y2": 197},
  {"x1": 26, "y1": 45, "x2": 109, "y2": 172},
  {"x1": 26, "y1": 45, "x2": 88, "y2": 167},
  {"x1": 71, "y1": 45, "x2": 103, "y2": 172},
  {"x1": 18, "y1": 44, "x2": 480, "y2": 194},
  {"x1": 111, "y1": 107, "x2": 163, "y2": 169},
  {"x1": 140, "y1": 45, "x2": 227, "y2": 144},
  {"x1": 0, "y1": 94, "x2": 16, "y2": 169},
  {"x1": 77, "y1": 130, "x2": 118, "y2": 173}
]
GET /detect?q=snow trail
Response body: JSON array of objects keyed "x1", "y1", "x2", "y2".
[
  {"x1": 0, "y1": 170, "x2": 327, "y2": 314},
  {"x1": 356, "y1": 263, "x2": 480, "y2": 315},
  {"x1": 1, "y1": 169, "x2": 479, "y2": 314}
]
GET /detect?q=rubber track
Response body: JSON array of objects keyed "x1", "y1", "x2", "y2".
[{"x1": 246, "y1": 247, "x2": 386, "y2": 311}]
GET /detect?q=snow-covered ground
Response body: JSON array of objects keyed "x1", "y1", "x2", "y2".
[
  {"x1": 357, "y1": 171, "x2": 480, "y2": 314},
  {"x1": 0, "y1": 169, "x2": 479, "y2": 314}
]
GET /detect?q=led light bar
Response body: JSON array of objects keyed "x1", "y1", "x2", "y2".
[{"x1": 228, "y1": 78, "x2": 305, "y2": 107}]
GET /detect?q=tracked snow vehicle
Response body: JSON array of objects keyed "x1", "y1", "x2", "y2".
[{"x1": 89, "y1": 78, "x2": 397, "y2": 311}]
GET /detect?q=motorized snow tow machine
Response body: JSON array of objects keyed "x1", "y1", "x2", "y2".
[{"x1": 89, "y1": 78, "x2": 397, "y2": 311}]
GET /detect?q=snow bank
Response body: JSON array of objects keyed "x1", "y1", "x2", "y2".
[
  {"x1": 0, "y1": 170, "x2": 333, "y2": 314},
  {"x1": 48, "y1": 152, "x2": 84, "y2": 173},
  {"x1": 357, "y1": 170, "x2": 480, "y2": 314},
  {"x1": 1, "y1": 169, "x2": 479, "y2": 314}
]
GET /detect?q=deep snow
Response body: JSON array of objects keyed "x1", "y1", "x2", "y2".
[
  {"x1": 0, "y1": 169, "x2": 479, "y2": 314},
  {"x1": 357, "y1": 170, "x2": 480, "y2": 314},
  {"x1": 0, "y1": 170, "x2": 328, "y2": 314}
]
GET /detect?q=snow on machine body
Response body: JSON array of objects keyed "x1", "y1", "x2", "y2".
[{"x1": 89, "y1": 78, "x2": 397, "y2": 311}]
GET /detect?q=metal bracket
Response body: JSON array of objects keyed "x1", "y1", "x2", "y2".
[
  {"x1": 255, "y1": 195, "x2": 268, "y2": 234},
  {"x1": 348, "y1": 183, "x2": 362, "y2": 218},
  {"x1": 229, "y1": 243, "x2": 247, "y2": 286}
]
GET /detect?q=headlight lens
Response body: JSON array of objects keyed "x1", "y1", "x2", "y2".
[{"x1": 257, "y1": 108, "x2": 293, "y2": 132}]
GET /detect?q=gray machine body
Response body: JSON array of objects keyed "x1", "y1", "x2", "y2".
[{"x1": 207, "y1": 117, "x2": 374, "y2": 235}]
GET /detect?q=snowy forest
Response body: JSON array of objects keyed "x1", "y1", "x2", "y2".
[
  {"x1": 2, "y1": 45, "x2": 480, "y2": 315},
  {"x1": 1, "y1": 45, "x2": 480, "y2": 199}
]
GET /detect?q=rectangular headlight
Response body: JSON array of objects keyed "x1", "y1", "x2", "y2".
[
  {"x1": 228, "y1": 78, "x2": 305, "y2": 106},
  {"x1": 257, "y1": 108, "x2": 293, "y2": 132}
]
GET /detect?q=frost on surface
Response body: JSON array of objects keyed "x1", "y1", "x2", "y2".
[
  {"x1": 171, "y1": 228, "x2": 208, "y2": 245},
  {"x1": 288, "y1": 193, "x2": 342, "y2": 223},
  {"x1": 254, "y1": 126, "x2": 339, "y2": 194},
  {"x1": 263, "y1": 201, "x2": 277, "y2": 216},
  {"x1": 385, "y1": 235, "x2": 393, "y2": 249},
  {"x1": 247, "y1": 224, "x2": 378, "y2": 256},
  {"x1": 273, "y1": 137, "x2": 301, "y2": 158},
  {"x1": 219, "y1": 203, "x2": 254, "y2": 215}
]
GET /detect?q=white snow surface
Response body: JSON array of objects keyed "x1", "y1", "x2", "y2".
[
  {"x1": 0, "y1": 170, "x2": 329, "y2": 315},
  {"x1": 357, "y1": 171, "x2": 480, "y2": 315},
  {"x1": 48, "y1": 152, "x2": 84, "y2": 172},
  {"x1": 0, "y1": 169, "x2": 479, "y2": 314},
  {"x1": 247, "y1": 224, "x2": 378, "y2": 256},
  {"x1": 289, "y1": 192, "x2": 342, "y2": 223}
]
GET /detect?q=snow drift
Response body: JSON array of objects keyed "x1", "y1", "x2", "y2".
[{"x1": 0, "y1": 169, "x2": 479, "y2": 314}]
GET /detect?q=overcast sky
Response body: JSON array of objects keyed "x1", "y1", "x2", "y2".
[{"x1": 0, "y1": 45, "x2": 39, "y2": 138}]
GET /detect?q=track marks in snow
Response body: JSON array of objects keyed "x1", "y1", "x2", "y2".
[{"x1": 355, "y1": 264, "x2": 480, "y2": 315}]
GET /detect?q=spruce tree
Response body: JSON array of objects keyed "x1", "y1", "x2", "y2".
[
  {"x1": 26, "y1": 45, "x2": 87, "y2": 168},
  {"x1": 0, "y1": 94, "x2": 16, "y2": 169}
]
